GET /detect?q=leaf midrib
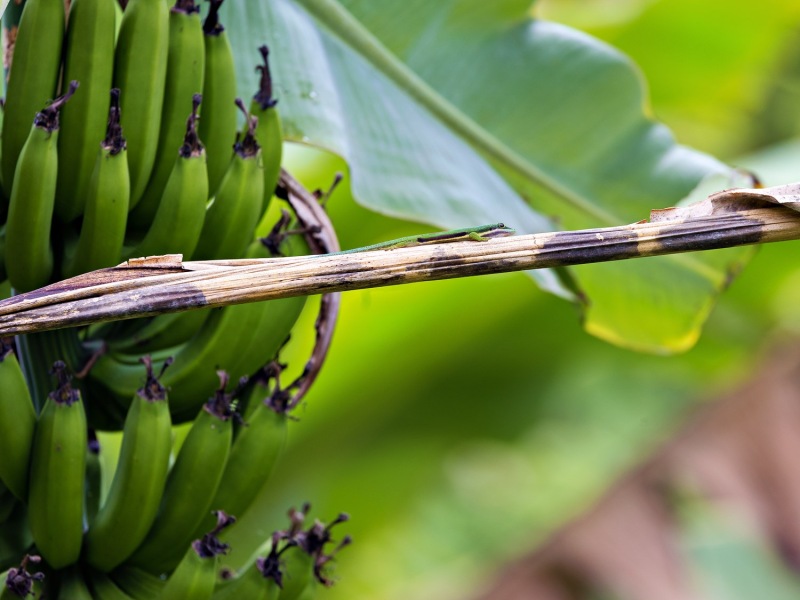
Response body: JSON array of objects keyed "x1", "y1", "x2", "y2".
[{"x1": 296, "y1": 0, "x2": 622, "y2": 227}]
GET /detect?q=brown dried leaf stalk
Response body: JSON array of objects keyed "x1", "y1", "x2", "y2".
[
  {"x1": 2, "y1": 183, "x2": 800, "y2": 336},
  {"x1": 277, "y1": 169, "x2": 341, "y2": 407}
]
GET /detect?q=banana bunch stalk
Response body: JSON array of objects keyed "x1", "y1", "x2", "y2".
[{"x1": 0, "y1": 0, "x2": 350, "y2": 596}]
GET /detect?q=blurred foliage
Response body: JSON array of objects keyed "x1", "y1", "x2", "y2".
[
  {"x1": 220, "y1": 1, "x2": 800, "y2": 599},
  {"x1": 539, "y1": 0, "x2": 800, "y2": 158},
  {"x1": 681, "y1": 499, "x2": 800, "y2": 600}
]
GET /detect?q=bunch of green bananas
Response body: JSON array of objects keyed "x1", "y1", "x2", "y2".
[
  {"x1": 0, "y1": 0, "x2": 350, "y2": 597},
  {"x1": 0, "y1": 356, "x2": 348, "y2": 598}
]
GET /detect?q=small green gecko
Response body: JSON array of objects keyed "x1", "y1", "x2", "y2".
[{"x1": 334, "y1": 223, "x2": 515, "y2": 254}]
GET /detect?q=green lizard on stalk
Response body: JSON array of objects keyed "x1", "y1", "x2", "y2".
[{"x1": 335, "y1": 223, "x2": 515, "y2": 254}]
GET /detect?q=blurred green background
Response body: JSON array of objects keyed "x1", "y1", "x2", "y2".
[{"x1": 226, "y1": 1, "x2": 800, "y2": 598}]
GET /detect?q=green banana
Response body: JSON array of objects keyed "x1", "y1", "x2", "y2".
[
  {"x1": 212, "y1": 557, "x2": 281, "y2": 600},
  {"x1": 159, "y1": 512, "x2": 235, "y2": 600},
  {"x1": 89, "y1": 227, "x2": 310, "y2": 423},
  {"x1": 251, "y1": 45, "x2": 283, "y2": 215},
  {"x1": 125, "y1": 95, "x2": 208, "y2": 259},
  {"x1": 295, "y1": 581, "x2": 320, "y2": 600},
  {"x1": 129, "y1": 0, "x2": 205, "y2": 227},
  {"x1": 113, "y1": 0, "x2": 169, "y2": 207},
  {"x1": 278, "y1": 546, "x2": 313, "y2": 600},
  {"x1": 193, "y1": 101, "x2": 263, "y2": 260},
  {"x1": 0, "y1": 483, "x2": 16, "y2": 525},
  {"x1": 198, "y1": 0, "x2": 237, "y2": 197},
  {"x1": 311, "y1": 520, "x2": 352, "y2": 594},
  {"x1": 27, "y1": 362, "x2": 87, "y2": 569},
  {"x1": 57, "y1": 566, "x2": 92, "y2": 600},
  {"x1": 239, "y1": 363, "x2": 274, "y2": 422},
  {"x1": 0, "y1": 226, "x2": 7, "y2": 283},
  {"x1": 279, "y1": 508, "x2": 351, "y2": 600},
  {"x1": 1, "y1": 0, "x2": 65, "y2": 194},
  {"x1": 55, "y1": 0, "x2": 116, "y2": 222},
  {"x1": 111, "y1": 566, "x2": 167, "y2": 600},
  {"x1": 0, "y1": 505, "x2": 33, "y2": 574},
  {"x1": 108, "y1": 309, "x2": 212, "y2": 354},
  {"x1": 5, "y1": 82, "x2": 78, "y2": 292},
  {"x1": 160, "y1": 545, "x2": 217, "y2": 600},
  {"x1": 63, "y1": 88, "x2": 130, "y2": 278},
  {"x1": 196, "y1": 386, "x2": 288, "y2": 536},
  {"x1": 1, "y1": 555, "x2": 45, "y2": 600},
  {"x1": 85, "y1": 316, "x2": 155, "y2": 348},
  {"x1": 15, "y1": 328, "x2": 88, "y2": 414},
  {"x1": 87, "y1": 570, "x2": 136, "y2": 600},
  {"x1": 129, "y1": 372, "x2": 235, "y2": 573},
  {"x1": 84, "y1": 357, "x2": 173, "y2": 572},
  {"x1": 0, "y1": 340, "x2": 36, "y2": 501}
]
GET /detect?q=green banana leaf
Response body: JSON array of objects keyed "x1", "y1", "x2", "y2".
[{"x1": 223, "y1": 0, "x2": 741, "y2": 353}]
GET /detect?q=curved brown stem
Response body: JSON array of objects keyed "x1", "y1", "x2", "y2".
[{"x1": 278, "y1": 168, "x2": 342, "y2": 409}]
